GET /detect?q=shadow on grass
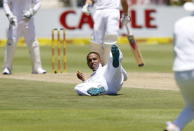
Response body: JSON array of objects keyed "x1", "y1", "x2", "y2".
[{"x1": 107, "y1": 93, "x2": 123, "y2": 96}]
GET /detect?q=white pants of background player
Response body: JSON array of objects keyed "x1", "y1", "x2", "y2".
[
  {"x1": 90, "y1": 9, "x2": 120, "y2": 65},
  {"x1": 173, "y1": 69, "x2": 194, "y2": 130},
  {"x1": 4, "y1": 19, "x2": 44, "y2": 73},
  {"x1": 74, "y1": 51, "x2": 127, "y2": 96}
]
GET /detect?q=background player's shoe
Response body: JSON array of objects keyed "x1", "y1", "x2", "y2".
[
  {"x1": 111, "y1": 45, "x2": 120, "y2": 68},
  {"x1": 87, "y1": 87, "x2": 105, "y2": 96},
  {"x1": 164, "y1": 121, "x2": 181, "y2": 131},
  {"x1": 32, "y1": 68, "x2": 47, "y2": 74},
  {"x1": 2, "y1": 67, "x2": 11, "y2": 75}
]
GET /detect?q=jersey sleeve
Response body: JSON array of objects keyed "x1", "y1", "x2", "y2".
[
  {"x1": 32, "y1": 0, "x2": 41, "y2": 14},
  {"x1": 3, "y1": 0, "x2": 13, "y2": 17}
]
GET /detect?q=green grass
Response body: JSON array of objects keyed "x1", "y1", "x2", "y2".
[
  {"x1": 0, "y1": 44, "x2": 192, "y2": 131},
  {"x1": 1, "y1": 78, "x2": 194, "y2": 131},
  {"x1": 0, "y1": 44, "x2": 173, "y2": 73}
]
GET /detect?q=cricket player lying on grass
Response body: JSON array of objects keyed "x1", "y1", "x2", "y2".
[{"x1": 74, "y1": 45, "x2": 128, "y2": 96}]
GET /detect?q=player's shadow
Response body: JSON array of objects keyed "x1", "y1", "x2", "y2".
[{"x1": 107, "y1": 93, "x2": 123, "y2": 96}]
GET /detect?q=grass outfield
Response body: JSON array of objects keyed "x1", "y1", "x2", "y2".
[
  {"x1": 0, "y1": 44, "x2": 173, "y2": 73},
  {"x1": 1, "y1": 78, "x2": 193, "y2": 131},
  {"x1": 0, "y1": 44, "x2": 193, "y2": 130}
]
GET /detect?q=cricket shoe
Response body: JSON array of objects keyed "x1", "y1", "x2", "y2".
[
  {"x1": 32, "y1": 68, "x2": 47, "y2": 74},
  {"x1": 164, "y1": 121, "x2": 181, "y2": 131},
  {"x1": 111, "y1": 45, "x2": 120, "y2": 68},
  {"x1": 2, "y1": 67, "x2": 11, "y2": 75},
  {"x1": 87, "y1": 87, "x2": 105, "y2": 96}
]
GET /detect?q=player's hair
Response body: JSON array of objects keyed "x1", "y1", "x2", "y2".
[{"x1": 86, "y1": 51, "x2": 101, "y2": 59}]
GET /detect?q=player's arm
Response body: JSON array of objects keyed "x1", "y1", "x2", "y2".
[
  {"x1": 23, "y1": 0, "x2": 41, "y2": 20},
  {"x1": 3, "y1": 0, "x2": 12, "y2": 17},
  {"x1": 82, "y1": 0, "x2": 94, "y2": 14},
  {"x1": 3, "y1": 0, "x2": 17, "y2": 26},
  {"x1": 121, "y1": 0, "x2": 128, "y2": 16},
  {"x1": 32, "y1": 0, "x2": 41, "y2": 15},
  {"x1": 76, "y1": 71, "x2": 86, "y2": 82},
  {"x1": 85, "y1": 0, "x2": 93, "y2": 5},
  {"x1": 121, "y1": 0, "x2": 130, "y2": 25}
]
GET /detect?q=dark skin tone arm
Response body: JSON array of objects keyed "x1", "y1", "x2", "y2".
[
  {"x1": 121, "y1": 0, "x2": 129, "y2": 16},
  {"x1": 76, "y1": 71, "x2": 85, "y2": 82}
]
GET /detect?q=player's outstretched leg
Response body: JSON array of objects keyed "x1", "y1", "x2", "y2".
[{"x1": 111, "y1": 45, "x2": 120, "y2": 68}]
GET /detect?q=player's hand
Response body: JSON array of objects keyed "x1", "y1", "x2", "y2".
[
  {"x1": 23, "y1": 9, "x2": 34, "y2": 20},
  {"x1": 76, "y1": 71, "x2": 85, "y2": 82},
  {"x1": 7, "y1": 14, "x2": 17, "y2": 26},
  {"x1": 82, "y1": 4, "x2": 92, "y2": 15},
  {"x1": 121, "y1": 14, "x2": 130, "y2": 26}
]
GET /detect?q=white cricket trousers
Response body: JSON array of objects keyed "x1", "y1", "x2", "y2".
[
  {"x1": 8, "y1": 20, "x2": 36, "y2": 45},
  {"x1": 90, "y1": 9, "x2": 120, "y2": 65},
  {"x1": 91, "y1": 9, "x2": 120, "y2": 45},
  {"x1": 4, "y1": 19, "x2": 42, "y2": 71},
  {"x1": 173, "y1": 69, "x2": 194, "y2": 129}
]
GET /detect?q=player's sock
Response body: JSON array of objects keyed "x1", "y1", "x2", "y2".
[
  {"x1": 87, "y1": 87, "x2": 105, "y2": 96},
  {"x1": 111, "y1": 45, "x2": 120, "y2": 68}
]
